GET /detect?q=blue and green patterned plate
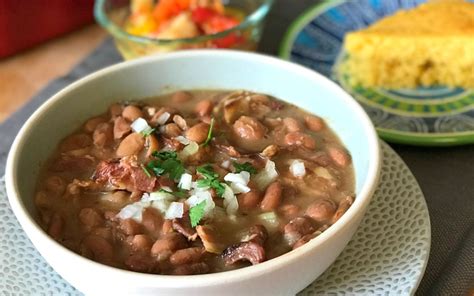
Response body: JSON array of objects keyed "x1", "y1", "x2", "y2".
[{"x1": 279, "y1": 0, "x2": 474, "y2": 146}]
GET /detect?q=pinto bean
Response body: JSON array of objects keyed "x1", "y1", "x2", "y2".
[
  {"x1": 122, "y1": 105, "x2": 143, "y2": 122},
  {"x1": 113, "y1": 116, "x2": 131, "y2": 139},
  {"x1": 331, "y1": 195, "x2": 354, "y2": 224},
  {"x1": 185, "y1": 122, "x2": 210, "y2": 143},
  {"x1": 131, "y1": 234, "x2": 152, "y2": 253},
  {"x1": 109, "y1": 103, "x2": 123, "y2": 117},
  {"x1": 283, "y1": 117, "x2": 302, "y2": 132},
  {"x1": 48, "y1": 213, "x2": 63, "y2": 239},
  {"x1": 162, "y1": 220, "x2": 174, "y2": 234},
  {"x1": 93, "y1": 123, "x2": 113, "y2": 148},
  {"x1": 328, "y1": 147, "x2": 351, "y2": 167},
  {"x1": 92, "y1": 227, "x2": 113, "y2": 241},
  {"x1": 79, "y1": 208, "x2": 104, "y2": 228},
  {"x1": 125, "y1": 253, "x2": 157, "y2": 273},
  {"x1": 233, "y1": 116, "x2": 266, "y2": 140},
  {"x1": 119, "y1": 218, "x2": 143, "y2": 236},
  {"x1": 278, "y1": 204, "x2": 300, "y2": 220},
  {"x1": 162, "y1": 123, "x2": 182, "y2": 138},
  {"x1": 170, "y1": 247, "x2": 204, "y2": 265},
  {"x1": 142, "y1": 208, "x2": 163, "y2": 237},
  {"x1": 82, "y1": 235, "x2": 114, "y2": 263},
  {"x1": 44, "y1": 176, "x2": 66, "y2": 196},
  {"x1": 172, "y1": 262, "x2": 210, "y2": 275},
  {"x1": 305, "y1": 199, "x2": 337, "y2": 223},
  {"x1": 116, "y1": 133, "x2": 145, "y2": 157},
  {"x1": 195, "y1": 99, "x2": 213, "y2": 117},
  {"x1": 260, "y1": 182, "x2": 282, "y2": 211},
  {"x1": 172, "y1": 91, "x2": 193, "y2": 103},
  {"x1": 238, "y1": 190, "x2": 262, "y2": 212},
  {"x1": 305, "y1": 115, "x2": 325, "y2": 132},
  {"x1": 284, "y1": 132, "x2": 316, "y2": 149},
  {"x1": 173, "y1": 115, "x2": 188, "y2": 130},
  {"x1": 60, "y1": 134, "x2": 92, "y2": 152},
  {"x1": 84, "y1": 117, "x2": 107, "y2": 133},
  {"x1": 146, "y1": 134, "x2": 160, "y2": 158},
  {"x1": 151, "y1": 232, "x2": 187, "y2": 256}
]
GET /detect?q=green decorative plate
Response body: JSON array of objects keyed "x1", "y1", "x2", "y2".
[{"x1": 279, "y1": 0, "x2": 474, "y2": 146}]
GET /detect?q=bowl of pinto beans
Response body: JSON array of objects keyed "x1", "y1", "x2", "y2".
[{"x1": 5, "y1": 50, "x2": 381, "y2": 295}]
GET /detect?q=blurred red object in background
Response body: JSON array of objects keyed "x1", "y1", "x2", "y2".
[{"x1": 0, "y1": 0, "x2": 95, "y2": 58}]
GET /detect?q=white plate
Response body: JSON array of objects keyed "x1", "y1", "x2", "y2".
[{"x1": 0, "y1": 141, "x2": 430, "y2": 295}]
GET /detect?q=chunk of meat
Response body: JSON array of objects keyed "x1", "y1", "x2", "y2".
[
  {"x1": 221, "y1": 92, "x2": 250, "y2": 124},
  {"x1": 215, "y1": 144, "x2": 241, "y2": 157},
  {"x1": 283, "y1": 216, "x2": 315, "y2": 246},
  {"x1": 222, "y1": 242, "x2": 265, "y2": 265},
  {"x1": 172, "y1": 216, "x2": 198, "y2": 241},
  {"x1": 93, "y1": 158, "x2": 157, "y2": 192},
  {"x1": 113, "y1": 116, "x2": 131, "y2": 139},
  {"x1": 305, "y1": 199, "x2": 337, "y2": 223},
  {"x1": 93, "y1": 123, "x2": 113, "y2": 148},
  {"x1": 244, "y1": 224, "x2": 268, "y2": 245},
  {"x1": 122, "y1": 105, "x2": 143, "y2": 122},
  {"x1": 146, "y1": 134, "x2": 160, "y2": 158},
  {"x1": 171, "y1": 262, "x2": 210, "y2": 275},
  {"x1": 261, "y1": 144, "x2": 279, "y2": 158},
  {"x1": 292, "y1": 225, "x2": 328, "y2": 250},
  {"x1": 185, "y1": 122, "x2": 210, "y2": 144},
  {"x1": 116, "y1": 133, "x2": 145, "y2": 157},
  {"x1": 196, "y1": 225, "x2": 226, "y2": 254},
  {"x1": 233, "y1": 116, "x2": 266, "y2": 140}
]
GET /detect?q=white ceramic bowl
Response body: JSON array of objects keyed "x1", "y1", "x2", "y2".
[{"x1": 5, "y1": 50, "x2": 381, "y2": 295}]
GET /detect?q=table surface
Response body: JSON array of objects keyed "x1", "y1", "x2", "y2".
[{"x1": 0, "y1": 0, "x2": 473, "y2": 295}]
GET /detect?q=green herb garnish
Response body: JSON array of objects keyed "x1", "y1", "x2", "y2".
[
  {"x1": 196, "y1": 164, "x2": 225, "y2": 196},
  {"x1": 146, "y1": 151, "x2": 184, "y2": 180},
  {"x1": 189, "y1": 200, "x2": 207, "y2": 227},
  {"x1": 233, "y1": 161, "x2": 257, "y2": 175},
  {"x1": 202, "y1": 117, "x2": 215, "y2": 146},
  {"x1": 140, "y1": 164, "x2": 152, "y2": 178},
  {"x1": 140, "y1": 127, "x2": 155, "y2": 137}
]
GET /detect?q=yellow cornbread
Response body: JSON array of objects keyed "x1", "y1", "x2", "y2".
[{"x1": 342, "y1": 0, "x2": 474, "y2": 88}]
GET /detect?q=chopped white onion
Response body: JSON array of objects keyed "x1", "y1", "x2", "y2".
[
  {"x1": 254, "y1": 159, "x2": 279, "y2": 190},
  {"x1": 175, "y1": 136, "x2": 190, "y2": 145},
  {"x1": 230, "y1": 182, "x2": 251, "y2": 194},
  {"x1": 224, "y1": 171, "x2": 250, "y2": 185},
  {"x1": 131, "y1": 117, "x2": 150, "y2": 133},
  {"x1": 223, "y1": 184, "x2": 239, "y2": 215},
  {"x1": 221, "y1": 160, "x2": 230, "y2": 169},
  {"x1": 186, "y1": 190, "x2": 215, "y2": 217},
  {"x1": 179, "y1": 141, "x2": 199, "y2": 159},
  {"x1": 150, "y1": 200, "x2": 171, "y2": 214},
  {"x1": 160, "y1": 186, "x2": 173, "y2": 193},
  {"x1": 178, "y1": 173, "x2": 193, "y2": 190},
  {"x1": 147, "y1": 107, "x2": 156, "y2": 116},
  {"x1": 258, "y1": 211, "x2": 279, "y2": 232},
  {"x1": 165, "y1": 202, "x2": 184, "y2": 219},
  {"x1": 116, "y1": 203, "x2": 144, "y2": 222},
  {"x1": 156, "y1": 112, "x2": 171, "y2": 125},
  {"x1": 290, "y1": 159, "x2": 306, "y2": 178},
  {"x1": 148, "y1": 191, "x2": 175, "y2": 202},
  {"x1": 314, "y1": 167, "x2": 333, "y2": 180}
]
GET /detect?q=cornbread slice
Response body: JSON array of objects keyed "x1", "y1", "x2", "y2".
[{"x1": 342, "y1": 0, "x2": 474, "y2": 88}]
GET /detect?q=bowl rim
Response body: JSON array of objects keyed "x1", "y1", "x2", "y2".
[
  {"x1": 5, "y1": 50, "x2": 381, "y2": 288},
  {"x1": 94, "y1": 0, "x2": 274, "y2": 44}
]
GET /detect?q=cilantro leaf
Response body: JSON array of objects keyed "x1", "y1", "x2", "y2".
[
  {"x1": 196, "y1": 164, "x2": 225, "y2": 197},
  {"x1": 233, "y1": 161, "x2": 257, "y2": 174},
  {"x1": 140, "y1": 127, "x2": 155, "y2": 137},
  {"x1": 203, "y1": 117, "x2": 215, "y2": 146},
  {"x1": 140, "y1": 164, "x2": 152, "y2": 178},
  {"x1": 146, "y1": 151, "x2": 184, "y2": 180},
  {"x1": 189, "y1": 200, "x2": 207, "y2": 227}
]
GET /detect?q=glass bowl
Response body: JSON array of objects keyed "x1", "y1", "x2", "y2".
[{"x1": 94, "y1": 0, "x2": 274, "y2": 59}]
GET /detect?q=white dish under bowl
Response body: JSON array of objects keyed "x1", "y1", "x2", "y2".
[{"x1": 5, "y1": 50, "x2": 381, "y2": 295}]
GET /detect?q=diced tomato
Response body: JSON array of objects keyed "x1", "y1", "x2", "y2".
[
  {"x1": 191, "y1": 7, "x2": 217, "y2": 24},
  {"x1": 152, "y1": 0, "x2": 189, "y2": 24},
  {"x1": 204, "y1": 15, "x2": 239, "y2": 34}
]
